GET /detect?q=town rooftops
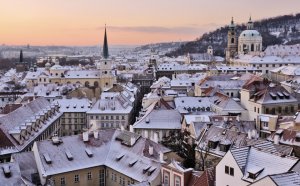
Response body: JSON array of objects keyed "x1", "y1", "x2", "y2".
[
  {"x1": 270, "y1": 65, "x2": 300, "y2": 76},
  {"x1": 0, "y1": 162, "x2": 24, "y2": 186},
  {"x1": 268, "y1": 172, "x2": 300, "y2": 186},
  {"x1": 0, "y1": 97, "x2": 62, "y2": 155},
  {"x1": 229, "y1": 146, "x2": 299, "y2": 183},
  {"x1": 55, "y1": 97, "x2": 91, "y2": 112},
  {"x1": 32, "y1": 129, "x2": 170, "y2": 183},
  {"x1": 87, "y1": 92, "x2": 133, "y2": 114},
  {"x1": 133, "y1": 109, "x2": 182, "y2": 130}
]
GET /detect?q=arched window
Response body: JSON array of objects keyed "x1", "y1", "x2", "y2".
[
  {"x1": 231, "y1": 38, "x2": 234, "y2": 44},
  {"x1": 251, "y1": 44, "x2": 254, "y2": 51}
]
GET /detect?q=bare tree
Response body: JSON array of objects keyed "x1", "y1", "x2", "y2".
[{"x1": 198, "y1": 142, "x2": 211, "y2": 171}]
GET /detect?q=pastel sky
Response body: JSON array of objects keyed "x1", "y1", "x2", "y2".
[{"x1": 0, "y1": 0, "x2": 300, "y2": 46}]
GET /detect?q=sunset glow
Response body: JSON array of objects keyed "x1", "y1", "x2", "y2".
[{"x1": 1, "y1": 0, "x2": 300, "y2": 46}]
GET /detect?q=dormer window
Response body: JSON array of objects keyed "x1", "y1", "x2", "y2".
[
  {"x1": 208, "y1": 139, "x2": 219, "y2": 149},
  {"x1": 295, "y1": 133, "x2": 300, "y2": 142},
  {"x1": 247, "y1": 165, "x2": 264, "y2": 180}
]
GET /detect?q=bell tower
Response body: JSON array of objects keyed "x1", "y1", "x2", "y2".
[
  {"x1": 225, "y1": 17, "x2": 238, "y2": 62},
  {"x1": 98, "y1": 25, "x2": 116, "y2": 90}
]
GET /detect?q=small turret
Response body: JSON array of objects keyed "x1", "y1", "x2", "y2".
[{"x1": 247, "y1": 16, "x2": 254, "y2": 30}]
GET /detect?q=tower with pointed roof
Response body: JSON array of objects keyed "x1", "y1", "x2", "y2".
[
  {"x1": 226, "y1": 17, "x2": 238, "y2": 62},
  {"x1": 102, "y1": 25, "x2": 109, "y2": 59},
  {"x1": 98, "y1": 25, "x2": 116, "y2": 91}
]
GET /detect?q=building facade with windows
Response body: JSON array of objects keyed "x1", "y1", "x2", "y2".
[
  {"x1": 216, "y1": 146, "x2": 298, "y2": 186},
  {"x1": 19, "y1": 129, "x2": 171, "y2": 185},
  {"x1": 87, "y1": 92, "x2": 134, "y2": 130},
  {"x1": 56, "y1": 97, "x2": 91, "y2": 136},
  {"x1": 0, "y1": 97, "x2": 61, "y2": 162}
]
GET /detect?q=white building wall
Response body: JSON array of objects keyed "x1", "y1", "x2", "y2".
[
  {"x1": 249, "y1": 176, "x2": 276, "y2": 186},
  {"x1": 216, "y1": 152, "x2": 248, "y2": 186}
]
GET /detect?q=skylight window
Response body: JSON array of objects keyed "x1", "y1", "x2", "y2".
[
  {"x1": 85, "y1": 148, "x2": 93, "y2": 157},
  {"x1": 116, "y1": 154, "x2": 125, "y2": 161},
  {"x1": 43, "y1": 153, "x2": 52, "y2": 164},
  {"x1": 65, "y1": 149, "x2": 73, "y2": 161}
]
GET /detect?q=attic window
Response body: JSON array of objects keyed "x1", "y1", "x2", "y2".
[
  {"x1": 116, "y1": 154, "x2": 124, "y2": 161},
  {"x1": 222, "y1": 130, "x2": 227, "y2": 135},
  {"x1": 2, "y1": 165, "x2": 11, "y2": 178},
  {"x1": 129, "y1": 159, "x2": 138, "y2": 167},
  {"x1": 148, "y1": 167, "x2": 156, "y2": 176},
  {"x1": 269, "y1": 92, "x2": 277, "y2": 100},
  {"x1": 43, "y1": 153, "x2": 52, "y2": 164},
  {"x1": 219, "y1": 143, "x2": 231, "y2": 152},
  {"x1": 65, "y1": 149, "x2": 74, "y2": 161},
  {"x1": 143, "y1": 165, "x2": 151, "y2": 174},
  {"x1": 277, "y1": 92, "x2": 284, "y2": 99},
  {"x1": 283, "y1": 92, "x2": 290, "y2": 99},
  {"x1": 208, "y1": 140, "x2": 219, "y2": 149},
  {"x1": 247, "y1": 166, "x2": 264, "y2": 179},
  {"x1": 295, "y1": 133, "x2": 300, "y2": 142},
  {"x1": 85, "y1": 148, "x2": 93, "y2": 157},
  {"x1": 145, "y1": 117, "x2": 150, "y2": 123}
]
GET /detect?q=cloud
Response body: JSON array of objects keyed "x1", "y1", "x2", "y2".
[{"x1": 96, "y1": 25, "x2": 216, "y2": 35}]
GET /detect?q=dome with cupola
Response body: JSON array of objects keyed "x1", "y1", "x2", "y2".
[{"x1": 238, "y1": 17, "x2": 262, "y2": 55}]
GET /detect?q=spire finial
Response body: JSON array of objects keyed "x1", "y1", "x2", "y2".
[
  {"x1": 102, "y1": 24, "x2": 109, "y2": 59},
  {"x1": 231, "y1": 17, "x2": 234, "y2": 24}
]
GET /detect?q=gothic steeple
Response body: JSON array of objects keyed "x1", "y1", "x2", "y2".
[
  {"x1": 102, "y1": 25, "x2": 109, "y2": 59},
  {"x1": 20, "y1": 50, "x2": 23, "y2": 63}
]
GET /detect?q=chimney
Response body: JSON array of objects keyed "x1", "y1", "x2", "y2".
[
  {"x1": 154, "y1": 132, "x2": 158, "y2": 143},
  {"x1": 144, "y1": 130, "x2": 149, "y2": 138},
  {"x1": 130, "y1": 136, "x2": 136, "y2": 146},
  {"x1": 248, "y1": 130, "x2": 252, "y2": 139},
  {"x1": 129, "y1": 125, "x2": 134, "y2": 133},
  {"x1": 159, "y1": 151, "x2": 164, "y2": 163},
  {"x1": 83, "y1": 131, "x2": 89, "y2": 142},
  {"x1": 149, "y1": 145, "x2": 153, "y2": 155},
  {"x1": 93, "y1": 131, "x2": 99, "y2": 139},
  {"x1": 207, "y1": 123, "x2": 213, "y2": 128},
  {"x1": 274, "y1": 134, "x2": 280, "y2": 145},
  {"x1": 121, "y1": 125, "x2": 125, "y2": 131}
]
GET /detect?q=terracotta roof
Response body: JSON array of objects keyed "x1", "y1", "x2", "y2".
[
  {"x1": 187, "y1": 168, "x2": 215, "y2": 186},
  {"x1": 0, "y1": 128, "x2": 14, "y2": 148},
  {"x1": 1, "y1": 104, "x2": 22, "y2": 114}
]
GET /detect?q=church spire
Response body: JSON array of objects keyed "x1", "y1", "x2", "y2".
[
  {"x1": 229, "y1": 17, "x2": 235, "y2": 29},
  {"x1": 102, "y1": 25, "x2": 109, "y2": 59},
  {"x1": 20, "y1": 50, "x2": 23, "y2": 63}
]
